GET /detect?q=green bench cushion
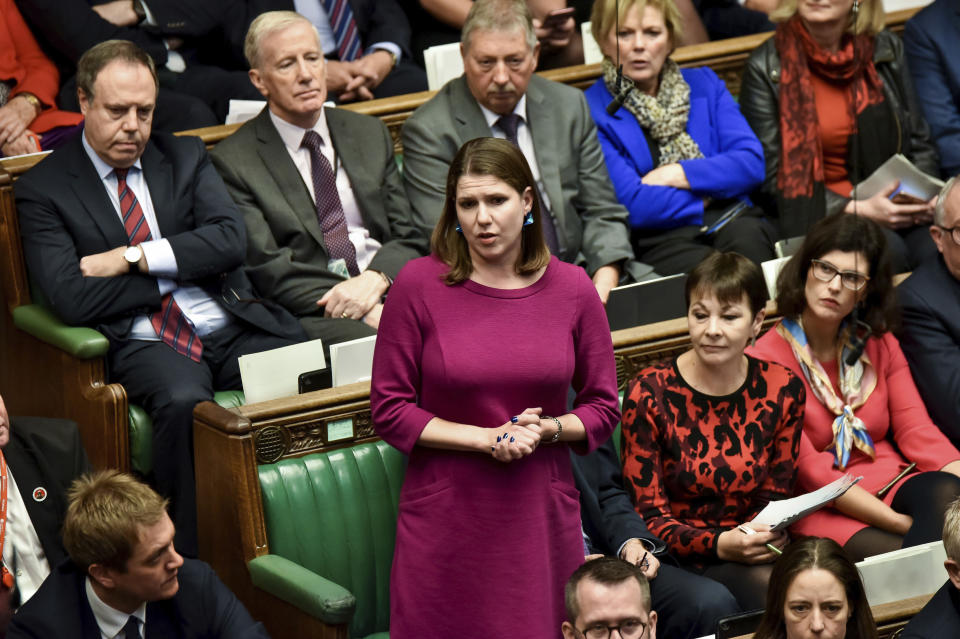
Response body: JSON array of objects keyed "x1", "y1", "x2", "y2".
[
  {"x1": 12, "y1": 304, "x2": 109, "y2": 359},
  {"x1": 130, "y1": 390, "x2": 245, "y2": 476},
  {"x1": 247, "y1": 554, "x2": 355, "y2": 624},
  {"x1": 258, "y1": 440, "x2": 405, "y2": 638}
]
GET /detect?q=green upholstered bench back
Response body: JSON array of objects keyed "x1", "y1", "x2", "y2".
[{"x1": 258, "y1": 439, "x2": 406, "y2": 638}]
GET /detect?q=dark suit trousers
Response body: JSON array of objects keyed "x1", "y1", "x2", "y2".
[
  {"x1": 651, "y1": 564, "x2": 740, "y2": 638},
  {"x1": 370, "y1": 59, "x2": 427, "y2": 99},
  {"x1": 298, "y1": 315, "x2": 377, "y2": 364},
  {"x1": 109, "y1": 322, "x2": 297, "y2": 557}
]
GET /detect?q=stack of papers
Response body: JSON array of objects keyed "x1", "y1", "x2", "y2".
[
  {"x1": 752, "y1": 474, "x2": 862, "y2": 531},
  {"x1": 857, "y1": 540, "x2": 947, "y2": 606},
  {"x1": 855, "y1": 154, "x2": 944, "y2": 202}
]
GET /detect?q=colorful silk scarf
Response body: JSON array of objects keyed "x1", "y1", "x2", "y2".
[{"x1": 778, "y1": 317, "x2": 877, "y2": 469}]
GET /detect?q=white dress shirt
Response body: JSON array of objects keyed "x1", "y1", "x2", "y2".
[
  {"x1": 478, "y1": 95, "x2": 554, "y2": 214},
  {"x1": 292, "y1": 0, "x2": 401, "y2": 62},
  {"x1": 86, "y1": 577, "x2": 147, "y2": 639},
  {"x1": 269, "y1": 109, "x2": 381, "y2": 272},
  {"x1": 81, "y1": 133, "x2": 232, "y2": 340},
  {"x1": 2, "y1": 468, "x2": 49, "y2": 605}
]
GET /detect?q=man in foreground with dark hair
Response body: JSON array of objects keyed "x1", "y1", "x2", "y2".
[
  {"x1": 8, "y1": 470, "x2": 269, "y2": 638},
  {"x1": 562, "y1": 556, "x2": 657, "y2": 639}
]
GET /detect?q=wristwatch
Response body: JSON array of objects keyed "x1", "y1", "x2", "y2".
[
  {"x1": 132, "y1": 0, "x2": 147, "y2": 24},
  {"x1": 17, "y1": 93, "x2": 41, "y2": 116},
  {"x1": 124, "y1": 245, "x2": 143, "y2": 272}
]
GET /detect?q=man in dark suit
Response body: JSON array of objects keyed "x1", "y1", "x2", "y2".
[
  {"x1": 905, "y1": 0, "x2": 960, "y2": 178},
  {"x1": 402, "y1": 0, "x2": 655, "y2": 304},
  {"x1": 14, "y1": 0, "x2": 262, "y2": 129},
  {"x1": 899, "y1": 176, "x2": 960, "y2": 447},
  {"x1": 246, "y1": 0, "x2": 426, "y2": 100},
  {"x1": 573, "y1": 438, "x2": 741, "y2": 638},
  {"x1": 0, "y1": 392, "x2": 90, "y2": 629},
  {"x1": 212, "y1": 11, "x2": 424, "y2": 345},
  {"x1": 8, "y1": 470, "x2": 269, "y2": 639},
  {"x1": 15, "y1": 40, "x2": 305, "y2": 557},
  {"x1": 900, "y1": 496, "x2": 960, "y2": 638}
]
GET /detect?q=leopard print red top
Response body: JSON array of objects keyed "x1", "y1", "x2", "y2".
[{"x1": 621, "y1": 355, "x2": 805, "y2": 560}]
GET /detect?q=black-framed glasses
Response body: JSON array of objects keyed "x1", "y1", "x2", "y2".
[
  {"x1": 575, "y1": 618, "x2": 647, "y2": 639},
  {"x1": 809, "y1": 259, "x2": 870, "y2": 291},
  {"x1": 935, "y1": 224, "x2": 960, "y2": 246}
]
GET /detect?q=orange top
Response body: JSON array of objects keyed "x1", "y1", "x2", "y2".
[{"x1": 812, "y1": 72, "x2": 855, "y2": 198}]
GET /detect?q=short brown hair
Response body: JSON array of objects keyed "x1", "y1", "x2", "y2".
[
  {"x1": 77, "y1": 40, "x2": 158, "y2": 101},
  {"x1": 430, "y1": 137, "x2": 551, "y2": 285},
  {"x1": 775, "y1": 213, "x2": 897, "y2": 333},
  {"x1": 770, "y1": 0, "x2": 885, "y2": 36},
  {"x1": 686, "y1": 252, "x2": 768, "y2": 316},
  {"x1": 944, "y1": 497, "x2": 960, "y2": 563},
  {"x1": 462, "y1": 0, "x2": 537, "y2": 52},
  {"x1": 754, "y1": 537, "x2": 878, "y2": 639},
  {"x1": 62, "y1": 470, "x2": 169, "y2": 573},
  {"x1": 565, "y1": 557, "x2": 651, "y2": 624},
  {"x1": 591, "y1": 0, "x2": 684, "y2": 54}
]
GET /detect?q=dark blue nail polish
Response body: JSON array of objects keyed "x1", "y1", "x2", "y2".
[
  {"x1": 497, "y1": 435, "x2": 502, "y2": 442},
  {"x1": 509, "y1": 436, "x2": 515, "y2": 443},
  {"x1": 491, "y1": 446, "x2": 495, "y2": 451},
  {"x1": 511, "y1": 416, "x2": 519, "y2": 423}
]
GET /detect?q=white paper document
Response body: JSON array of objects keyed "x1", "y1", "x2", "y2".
[
  {"x1": 857, "y1": 540, "x2": 947, "y2": 607},
  {"x1": 854, "y1": 153, "x2": 944, "y2": 202},
  {"x1": 330, "y1": 334, "x2": 377, "y2": 388},
  {"x1": 752, "y1": 474, "x2": 862, "y2": 531},
  {"x1": 239, "y1": 338, "x2": 326, "y2": 404}
]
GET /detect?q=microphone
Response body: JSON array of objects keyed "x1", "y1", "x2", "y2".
[
  {"x1": 606, "y1": 85, "x2": 633, "y2": 116},
  {"x1": 605, "y1": 63, "x2": 634, "y2": 116}
]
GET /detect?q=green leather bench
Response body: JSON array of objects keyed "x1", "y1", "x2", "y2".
[
  {"x1": 13, "y1": 301, "x2": 245, "y2": 475},
  {"x1": 254, "y1": 439, "x2": 404, "y2": 639}
]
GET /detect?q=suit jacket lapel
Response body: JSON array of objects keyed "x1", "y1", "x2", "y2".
[
  {"x1": 327, "y1": 108, "x2": 373, "y2": 225},
  {"x1": 3, "y1": 435, "x2": 64, "y2": 565},
  {"x1": 63, "y1": 138, "x2": 129, "y2": 248},
  {"x1": 139, "y1": 143, "x2": 176, "y2": 239},
  {"x1": 451, "y1": 77, "x2": 495, "y2": 144},
  {"x1": 524, "y1": 79, "x2": 564, "y2": 227},
  {"x1": 146, "y1": 598, "x2": 185, "y2": 639},
  {"x1": 254, "y1": 109, "x2": 328, "y2": 251}
]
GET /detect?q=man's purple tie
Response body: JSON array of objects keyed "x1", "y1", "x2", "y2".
[
  {"x1": 301, "y1": 131, "x2": 360, "y2": 277},
  {"x1": 116, "y1": 168, "x2": 202, "y2": 363},
  {"x1": 495, "y1": 113, "x2": 560, "y2": 254},
  {"x1": 322, "y1": 0, "x2": 362, "y2": 61}
]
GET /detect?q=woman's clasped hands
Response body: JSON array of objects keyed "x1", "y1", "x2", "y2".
[{"x1": 490, "y1": 407, "x2": 548, "y2": 462}]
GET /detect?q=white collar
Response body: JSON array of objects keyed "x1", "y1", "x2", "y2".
[
  {"x1": 268, "y1": 107, "x2": 331, "y2": 155},
  {"x1": 478, "y1": 94, "x2": 528, "y2": 130},
  {"x1": 85, "y1": 576, "x2": 147, "y2": 639},
  {"x1": 81, "y1": 130, "x2": 143, "y2": 180}
]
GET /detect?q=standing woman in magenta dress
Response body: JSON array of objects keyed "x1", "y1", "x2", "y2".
[{"x1": 370, "y1": 137, "x2": 621, "y2": 638}]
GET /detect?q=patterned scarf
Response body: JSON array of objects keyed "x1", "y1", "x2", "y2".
[
  {"x1": 777, "y1": 317, "x2": 876, "y2": 470},
  {"x1": 602, "y1": 58, "x2": 704, "y2": 166},
  {"x1": 775, "y1": 15, "x2": 884, "y2": 198}
]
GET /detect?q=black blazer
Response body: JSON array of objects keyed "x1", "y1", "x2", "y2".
[
  {"x1": 8, "y1": 558, "x2": 270, "y2": 639},
  {"x1": 901, "y1": 581, "x2": 960, "y2": 639},
  {"x1": 898, "y1": 256, "x2": 960, "y2": 446},
  {"x1": 571, "y1": 437, "x2": 665, "y2": 557},
  {"x1": 14, "y1": 132, "x2": 305, "y2": 345},
  {"x1": 6, "y1": 417, "x2": 90, "y2": 570}
]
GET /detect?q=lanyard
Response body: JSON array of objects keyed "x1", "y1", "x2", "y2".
[{"x1": 0, "y1": 451, "x2": 13, "y2": 589}]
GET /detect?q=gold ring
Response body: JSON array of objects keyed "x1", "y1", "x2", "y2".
[{"x1": 341, "y1": 312, "x2": 349, "y2": 319}]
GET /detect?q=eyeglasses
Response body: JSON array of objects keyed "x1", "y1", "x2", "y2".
[
  {"x1": 934, "y1": 224, "x2": 960, "y2": 246},
  {"x1": 575, "y1": 619, "x2": 647, "y2": 639},
  {"x1": 809, "y1": 259, "x2": 870, "y2": 291}
]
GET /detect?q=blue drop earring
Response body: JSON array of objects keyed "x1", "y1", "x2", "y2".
[
  {"x1": 455, "y1": 222, "x2": 462, "y2": 233},
  {"x1": 523, "y1": 211, "x2": 533, "y2": 227}
]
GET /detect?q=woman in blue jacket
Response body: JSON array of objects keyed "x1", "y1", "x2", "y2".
[{"x1": 587, "y1": 0, "x2": 774, "y2": 275}]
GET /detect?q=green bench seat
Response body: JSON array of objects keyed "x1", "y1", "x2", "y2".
[
  {"x1": 256, "y1": 439, "x2": 405, "y2": 639},
  {"x1": 13, "y1": 302, "x2": 245, "y2": 475}
]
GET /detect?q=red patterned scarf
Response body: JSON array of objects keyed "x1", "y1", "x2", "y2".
[{"x1": 775, "y1": 16, "x2": 884, "y2": 198}]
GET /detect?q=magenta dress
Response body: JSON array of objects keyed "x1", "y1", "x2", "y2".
[{"x1": 370, "y1": 255, "x2": 620, "y2": 638}]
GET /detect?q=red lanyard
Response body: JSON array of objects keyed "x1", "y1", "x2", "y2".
[{"x1": 0, "y1": 451, "x2": 13, "y2": 589}]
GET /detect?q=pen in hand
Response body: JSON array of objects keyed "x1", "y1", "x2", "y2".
[{"x1": 737, "y1": 524, "x2": 783, "y2": 556}]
